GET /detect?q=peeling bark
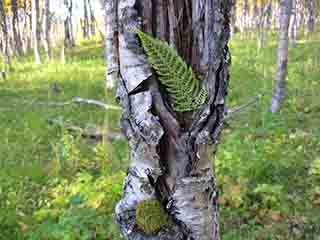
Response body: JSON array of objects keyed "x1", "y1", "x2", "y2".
[
  {"x1": 107, "y1": 1, "x2": 232, "y2": 239},
  {"x1": 271, "y1": 0, "x2": 292, "y2": 113}
]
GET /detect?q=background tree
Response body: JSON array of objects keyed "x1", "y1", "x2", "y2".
[
  {"x1": 306, "y1": 0, "x2": 316, "y2": 32},
  {"x1": 87, "y1": 0, "x2": 95, "y2": 36},
  {"x1": 289, "y1": 0, "x2": 297, "y2": 46},
  {"x1": 31, "y1": 0, "x2": 41, "y2": 64},
  {"x1": 43, "y1": 0, "x2": 52, "y2": 60},
  {"x1": 82, "y1": 0, "x2": 90, "y2": 39},
  {"x1": 11, "y1": 0, "x2": 23, "y2": 55},
  {"x1": 64, "y1": 0, "x2": 75, "y2": 48},
  {"x1": 106, "y1": 0, "x2": 232, "y2": 239},
  {"x1": 271, "y1": 0, "x2": 292, "y2": 112},
  {"x1": 0, "y1": 0, "x2": 12, "y2": 70}
]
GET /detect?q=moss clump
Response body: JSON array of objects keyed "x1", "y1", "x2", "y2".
[{"x1": 136, "y1": 199, "x2": 171, "y2": 234}]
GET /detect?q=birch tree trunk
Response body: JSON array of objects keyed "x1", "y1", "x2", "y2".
[
  {"x1": 83, "y1": 0, "x2": 90, "y2": 38},
  {"x1": 271, "y1": 0, "x2": 292, "y2": 113},
  {"x1": 0, "y1": 0, "x2": 12, "y2": 70},
  {"x1": 32, "y1": 0, "x2": 41, "y2": 64},
  {"x1": 105, "y1": 1, "x2": 232, "y2": 239},
  {"x1": 87, "y1": 0, "x2": 96, "y2": 36},
  {"x1": 230, "y1": 0, "x2": 238, "y2": 35},
  {"x1": 11, "y1": 0, "x2": 23, "y2": 56},
  {"x1": 64, "y1": 0, "x2": 75, "y2": 48},
  {"x1": 306, "y1": 0, "x2": 316, "y2": 33},
  {"x1": 289, "y1": 0, "x2": 297, "y2": 47},
  {"x1": 43, "y1": 0, "x2": 52, "y2": 60}
]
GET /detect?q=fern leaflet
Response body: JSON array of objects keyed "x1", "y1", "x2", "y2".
[{"x1": 135, "y1": 29, "x2": 208, "y2": 112}]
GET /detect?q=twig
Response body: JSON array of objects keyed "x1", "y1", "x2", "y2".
[
  {"x1": 32, "y1": 97, "x2": 121, "y2": 111},
  {"x1": 224, "y1": 93, "x2": 264, "y2": 121},
  {"x1": 48, "y1": 118, "x2": 124, "y2": 142}
]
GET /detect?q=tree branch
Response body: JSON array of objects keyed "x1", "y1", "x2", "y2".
[
  {"x1": 224, "y1": 93, "x2": 264, "y2": 120},
  {"x1": 31, "y1": 97, "x2": 121, "y2": 110},
  {"x1": 48, "y1": 117, "x2": 124, "y2": 141}
]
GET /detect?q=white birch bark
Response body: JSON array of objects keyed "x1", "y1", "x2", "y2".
[
  {"x1": 0, "y1": 0, "x2": 12, "y2": 70},
  {"x1": 271, "y1": 0, "x2": 292, "y2": 112},
  {"x1": 32, "y1": 0, "x2": 41, "y2": 64},
  {"x1": 105, "y1": 1, "x2": 232, "y2": 239}
]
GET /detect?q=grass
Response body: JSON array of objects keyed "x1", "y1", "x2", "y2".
[{"x1": 0, "y1": 30, "x2": 319, "y2": 239}]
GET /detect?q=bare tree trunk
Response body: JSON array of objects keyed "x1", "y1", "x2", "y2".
[
  {"x1": 289, "y1": 0, "x2": 297, "y2": 47},
  {"x1": 271, "y1": 0, "x2": 292, "y2": 113},
  {"x1": 306, "y1": 0, "x2": 316, "y2": 33},
  {"x1": 87, "y1": 0, "x2": 96, "y2": 36},
  {"x1": 104, "y1": 0, "x2": 118, "y2": 89},
  {"x1": 83, "y1": 0, "x2": 90, "y2": 38},
  {"x1": 230, "y1": 0, "x2": 238, "y2": 35},
  {"x1": 241, "y1": 0, "x2": 250, "y2": 32},
  {"x1": 0, "y1": 0, "x2": 12, "y2": 70},
  {"x1": 252, "y1": 0, "x2": 259, "y2": 29},
  {"x1": 22, "y1": 0, "x2": 31, "y2": 53},
  {"x1": 11, "y1": 0, "x2": 23, "y2": 56},
  {"x1": 64, "y1": 0, "x2": 75, "y2": 48},
  {"x1": 106, "y1": 1, "x2": 232, "y2": 239},
  {"x1": 32, "y1": 0, "x2": 41, "y2": 64},
  {"x1": 43, "y1": 0, "x2": 52, "y2": 60}
]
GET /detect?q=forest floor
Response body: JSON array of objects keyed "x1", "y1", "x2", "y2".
[{"x1": 0, "y1": 32, "x2": 319, "y2": 239}]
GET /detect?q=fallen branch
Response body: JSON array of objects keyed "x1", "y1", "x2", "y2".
[
  {"x1": 224, "y1": 93, "x2": 264, "y2": 121},
  {"x1": 48, "y1": 118, "x2": 124, "y2": 142},
  {"x1": 32, "y1": 97, "x2": 121, "y2": 111}
]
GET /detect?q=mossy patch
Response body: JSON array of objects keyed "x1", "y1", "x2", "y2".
[{"x1": 136, "y1": 199, "x2": 171, "y2": 234}]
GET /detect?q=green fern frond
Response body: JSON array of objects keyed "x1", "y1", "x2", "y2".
[{"x1": 135, "y1": 29, "x2": 208, "y2": 112}]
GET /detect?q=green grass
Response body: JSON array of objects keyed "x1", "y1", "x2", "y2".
[{"x1": 0, "y1": 30, "x2": 319, "y2": 239}]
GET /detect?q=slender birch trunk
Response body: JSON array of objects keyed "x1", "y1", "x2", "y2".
[
  {"x1": 87, "y1": 0, "x2": 96, "y2": 36},
  {"x1": 105, "y1": 1, "x2": 232, "y2": 239},
  {"x1": 289, "y1": 0, "x2": 297, "y2": 47},
  {"x1": 306, "y1": 0, "x2": 316, "y2": 33},
  {"x1": 230, "y1": 0, "x2": 238, "y2": 35},
  {"x1": 83, "y1": 0, "x2": 90, "y2": 38},
  {"x1": 32, "y1": 0, "x2": 41, "y2": 64},
  {"x1": 271, "y1": 0, "x2": 292, "y2": 113},
  {"x1": 0, "y1": 0, "x2": 12, "y2": 70},
  {"x1": 64, "y1": 0, "x2": 75, "y2": 48},
  {"x1": 11, "y1": 0, "x2": 23, "y2": 56},
  {"x1": 43, "y1": 0, "x2": 52, "y2": 60}
]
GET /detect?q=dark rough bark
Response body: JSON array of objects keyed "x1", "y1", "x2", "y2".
[
  {"x1": 11, "y1": 0, "x2": 23, "y2": 56},
  {"x1": 271, "y1": 0, "x2": 292, "y2": 112},
  {"x1": 32, "y1": 0, "x2": 41, "y2": 64},
  {"x1": 0, "y1": 0, "x2": 12, "y2": 70},
  {"x1": 106, "y1": 1, "x2": 232, "y2": 240}
]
